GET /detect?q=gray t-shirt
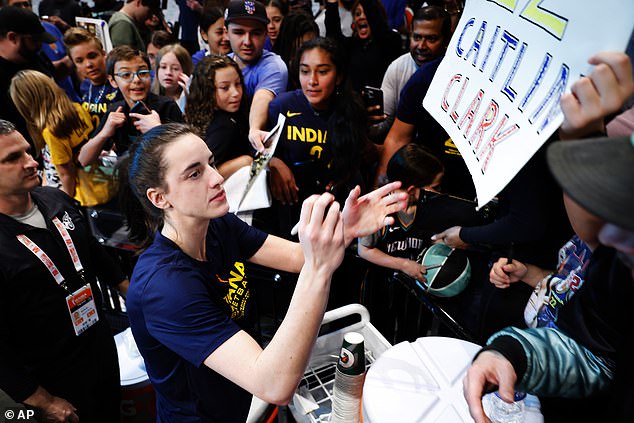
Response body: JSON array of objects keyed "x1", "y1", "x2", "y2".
[{"x1": 109, "y1": 11, "x2": 146, "y2": 51}]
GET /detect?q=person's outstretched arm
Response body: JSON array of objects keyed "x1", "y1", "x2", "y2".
[
  {"x1": 249, "y1": 182, "x2": 409, "y2": 273},
  {"x1": 204, "y1": 193, "x2": 345, "y2": 404},
  {"x1": 464, "y1": 326, "x2": 614, "y2": 423}
]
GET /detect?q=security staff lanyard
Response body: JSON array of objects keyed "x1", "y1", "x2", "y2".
[
  {"x1": 16, "y1": 216, "x2": 85, "y2": 294},
  {"x1": 17, "y1": 216, "x2": 98, "y2": 335}
]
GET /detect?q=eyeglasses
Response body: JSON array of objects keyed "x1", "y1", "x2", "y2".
[{"x1": 113, "y1": 70, "x2": 152, "y2": 82}]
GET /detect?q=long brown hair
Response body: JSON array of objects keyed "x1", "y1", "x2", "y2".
[
  {"x1": 185, "y1": 55, "x2": 245, "y2": 136},
  {"x1": 151, "y1": 43, "x2": 194, "y2": 96},
  {"x1": 9, "y1": 70, "x2": 84, "y2": 153}
]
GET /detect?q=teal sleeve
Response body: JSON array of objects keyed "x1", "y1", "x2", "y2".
[{"x1": 488, "y1": 326, "x2": 614, "y2": 397}]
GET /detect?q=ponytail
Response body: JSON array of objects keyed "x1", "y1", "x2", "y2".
[{"x1": 116, "y1": 123, "x2": 195, "y2": 250}]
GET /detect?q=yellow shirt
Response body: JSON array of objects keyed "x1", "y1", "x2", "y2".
[{"x1": 43, "y1": 103, "x2": 110, "y2": 206}]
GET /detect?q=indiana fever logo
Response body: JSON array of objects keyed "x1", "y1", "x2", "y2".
[
  {"x1": 218, "y1": 262, "x2": 250, "y2": 319},
  {"x1": 286, "y1": 125, "x2": 327, "y2": 159}
]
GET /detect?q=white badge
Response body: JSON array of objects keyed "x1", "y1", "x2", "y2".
[{"x1": 66, "y1": 284, "x2": 99, "y2": 336}]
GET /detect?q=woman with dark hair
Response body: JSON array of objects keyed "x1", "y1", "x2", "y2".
[
  {"x1": 192, "y1": 7, "x2": 231, "y2": 66},
  {"x1": 263, "y1": 0, "x2": 289, "y2": 50},
  {"x1": 117, "y1": 122, "x2": 407, "y2": 422},
  {"x1": 185, "y1": 55, "x2": 252, "y2": 178},
  {"x1": 325, "y1": 0, "x2": 402, "y2": 91},
  {"x1": 272, "y1": 9, "x2": 319, "y2": 88},
  {"x1": 267, "y1": 37, "x2": 377, "y2": 238},
  {"x1": 147, "y1": 30, "x2": 177, "y2": 72}
]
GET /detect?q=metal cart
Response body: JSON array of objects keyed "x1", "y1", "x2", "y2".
[{"x1": 288, "y1": 304, "x2": 391, "y2": 423}]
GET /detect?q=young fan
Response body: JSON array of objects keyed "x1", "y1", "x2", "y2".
[
  {"x1": 78, "y1": 46, "x2": 183, "y2": 165},
  {"x1": 358, "y1": 143, "x2": 443, "y2": 341},
  {"x1": 263, "y1": 0, "x2": 288, "y2": 49},
  {"x1": 185, "y1": 55, "x2": 253, "y2": 178},
  {"x1": 267, "y1": 37, "x2": 375, "y2": 237},
  {"x1": 151, "y1": 43, "x2": 193, "y2": 112},
  {"x1": 146, "y1": 30, "x2": 177, "y2": 72},
  {"x1": 192, "y1": 7, "x2": 231, "y2": 66},
  {"x1": 64, "y1": 27, "x2": 121, "y2": 130},
  {"x1": 9, "y1": 70, "x2": 109, "y2": 206}
]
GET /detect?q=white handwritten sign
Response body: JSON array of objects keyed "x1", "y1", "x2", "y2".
[{"x1": 424, "y1": 0, "x2": 633, "y2": 208}]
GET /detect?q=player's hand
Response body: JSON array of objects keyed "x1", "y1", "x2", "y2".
[
  {"x1": 298, "y1": 193, "x2": 345, "y2": 276},
  {"x1": 341, "y1": 182, "x2": 408, "y2": 244}
]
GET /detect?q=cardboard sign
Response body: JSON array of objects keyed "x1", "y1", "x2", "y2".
[
  {"x1": 76, "y1": 17, "x2": 113, "y2": 52},
  {"x1": 424, "y1": 0, "x2": 633, "y2": 208}
]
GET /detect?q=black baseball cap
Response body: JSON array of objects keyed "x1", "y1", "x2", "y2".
[
  {"x1": 547, "y1": 135, "x2": 634, "y2": 232},
  {"x1": 0, "y1": 6, "x2": 56, "y2": 43},
  {"x1": 224, "y1": 0, "x2": 269, "y2": 26}
]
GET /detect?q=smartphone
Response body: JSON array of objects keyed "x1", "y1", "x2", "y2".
[
  {"x1": 362, "y1": 86, "x2": 384, "y2": 116},
  {"x1": 129, "y1": 100, "x2": 151, "y2": 115}
]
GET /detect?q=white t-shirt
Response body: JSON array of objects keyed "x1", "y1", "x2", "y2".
[
  {"x1": 381, "y1": 53, "x2": 419, "y2": 117},
  {"x1": 315, "y1": 6, "x2": 353, "y2": 37}
]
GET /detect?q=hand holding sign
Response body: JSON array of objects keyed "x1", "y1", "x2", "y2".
[
  {"x1": 424, "y1": 0, "x2": 634, "y2": 208},
  {"x1": 559, "y1": 52, "x2": 634, "y2": 140}
]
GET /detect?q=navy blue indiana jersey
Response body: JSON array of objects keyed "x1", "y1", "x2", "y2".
[{"x1": 269, "y1": 89, "x2": 333, "y2": 197}]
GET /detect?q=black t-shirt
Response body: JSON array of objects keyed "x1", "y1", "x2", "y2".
[
  {"x1": 549, "y1": 246, "x2": 634, "y2": 421},
  {"x1": 557, "y1": 246, "x2": 634, "y2": 360},
  {"x1": 0, "y1": 187, "x2": 121, "y2": 420},
  {"x1": 269, "y1": 89, "x2": 333, "y2": 198},
  {"x1": 204, "y1": 110, "x2": 253, "y2": 165},
  {"x1": 481, "y1": 246, "x2": 634, "y2": 422},
  {"x1": 397, "y1": 57, "x2": 476, "y2": 200},
  {"x1": 460, "y1": 144, "x2": 572, "y2": 269},
  {"x1": 99, "y1": 92, "x2": 183, "y2": 155}
]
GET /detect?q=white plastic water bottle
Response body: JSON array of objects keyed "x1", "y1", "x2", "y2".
[{"x1": 488, "y1": 391, "x2": 526, "y2": 423}]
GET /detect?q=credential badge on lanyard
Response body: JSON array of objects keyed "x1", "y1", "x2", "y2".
[{"x1": 16, "y1": 215, "x2": 99, "y2": 336}]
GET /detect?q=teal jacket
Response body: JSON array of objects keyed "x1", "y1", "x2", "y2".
[{"x1": 486, "y1": 326, "x2": 614, "y2": 397}]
